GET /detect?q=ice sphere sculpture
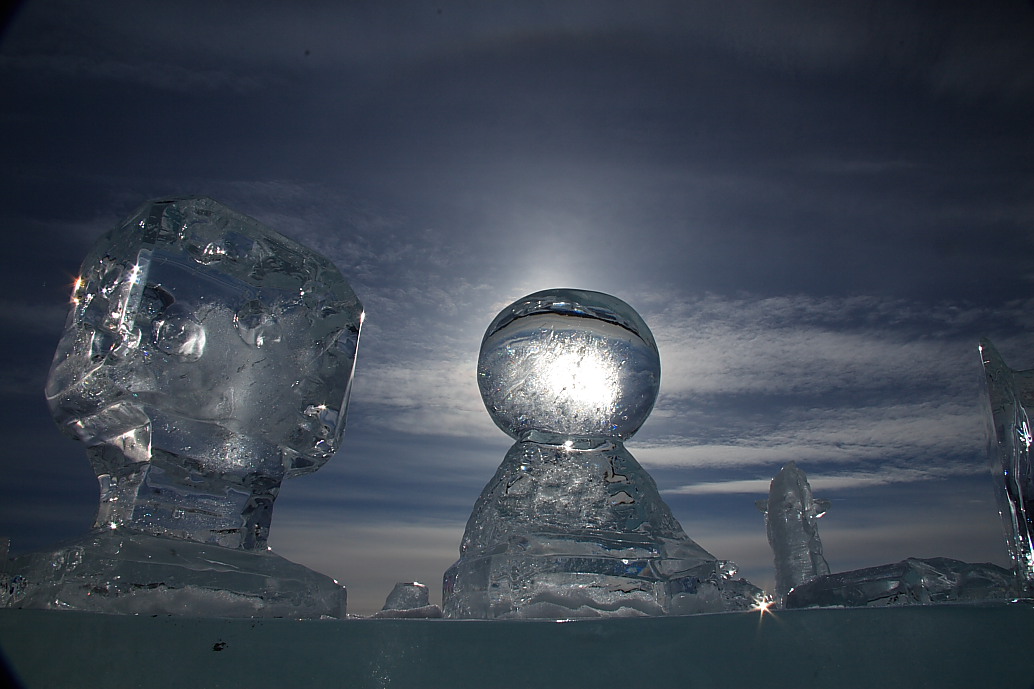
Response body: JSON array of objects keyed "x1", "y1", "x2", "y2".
[
  {"x1": 5, "y1": 196, "x2": 362, "y2": 617},
  {"x1": 757, "y1": 462, "x2": 831, "y2": 603},
  {"x1": 443, "y1": 289, "x2": 763, "y2": 618}
]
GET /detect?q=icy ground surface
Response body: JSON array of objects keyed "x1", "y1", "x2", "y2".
[{"x1": 2, "y1": 604, "x2": 1032, "y2": 689}]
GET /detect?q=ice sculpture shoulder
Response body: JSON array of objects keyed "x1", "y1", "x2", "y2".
[
  {"x1": 6, "y1": 196, "x2": 363, "y2": 617},
  {"x1": 444, "y1": 289, "x2": 763, "y2": 618}
]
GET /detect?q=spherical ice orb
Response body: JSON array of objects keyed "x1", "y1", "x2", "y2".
[{"x1": 477, "y1": 289, "x2": 660, "y2": 441}]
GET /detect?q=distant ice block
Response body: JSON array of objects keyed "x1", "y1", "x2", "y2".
[
  {"x1": 757, "y1": 461, "x2": 830, "y2": 603},
  {"x1": 5, "y1": 196, "x2": 363, "y2": 617},
  {"x1": 443, "y1": 289, "x2": 763, "y2": 618},
  {"x1": 785, "y1": 557, "x2": 1020, "y2": 608},
  {"x1": 372, "y1": 582, "x2": 443, "y2": 618},
  {"x1": 979, "y1": 339, "x2": 1034, "y2": 593}
]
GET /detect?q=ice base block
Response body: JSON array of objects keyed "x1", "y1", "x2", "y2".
[
  {"x1": 3, "y1": 530, "x2": 346, "y2": 618},
  {"x1": 3, "y1": 603, "x2": 1033, "y2": 689}
]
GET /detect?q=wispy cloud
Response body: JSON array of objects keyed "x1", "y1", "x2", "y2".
[{"x1": 665, "y1": 462, "x2": 982, "y2": 497}]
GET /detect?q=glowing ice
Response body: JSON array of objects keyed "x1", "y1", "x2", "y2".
[
  {"x1": 979, "y1": 338, "x2": 1034, "y2": 593},
  {"x1": 443, "y1": 289, "x2": 762, "y2": 618},
  {"x1": 4, "y1": 197, "x2": 362, "y2": 617},
  {"x1": 757, "y1": 462, "x2": 830, "y2": 603}
]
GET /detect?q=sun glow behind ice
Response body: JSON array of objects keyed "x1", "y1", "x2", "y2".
[{"x1": 541, "y1": 347, "x2": 619, "y2": 415}]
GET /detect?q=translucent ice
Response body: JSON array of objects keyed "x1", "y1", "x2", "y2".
[
  {"x1": 443, "y1": 289, "x2": 763, "y2": 618},
  {"x1": 372, "y1": 582, "x2": 443, "y2": 618},
  {"x1": 979, "y1": 339, "x2": 1034, "y2": 592},
  {"x1": 7, "y1": 196, "x2": 362, "y2": 617},
  {"x1": 757, "y1": 462, "x2": 830, "y2": 603},
  {"x1": 784, "y1": 557, "x2": 1020, "y2": 608}
]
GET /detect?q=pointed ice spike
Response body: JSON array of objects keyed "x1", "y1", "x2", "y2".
[
  {"x1": 979, "y1": 338, "x2": 1034, "y2": 592},
  {"x1": 763, "y1": 461, "x2": 831, "y2": 603}
]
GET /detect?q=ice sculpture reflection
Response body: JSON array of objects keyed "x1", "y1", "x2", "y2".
[
  {"x1": 3, "y1": 197, "x2": 363, "y2": 617},
  {"x1": 443, "y1": 289, "x2": 763, "y2": 618}
]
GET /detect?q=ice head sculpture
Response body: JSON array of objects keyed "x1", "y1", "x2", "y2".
[
  {"x1": 443, "y1": 289, "x2": 763, "y2": 618},
  {"x1": 6, "y1": 196, "x2": 362, "y2": 617}
]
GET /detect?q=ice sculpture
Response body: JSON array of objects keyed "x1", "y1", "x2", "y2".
[
  {"x1": 372, "y1": 582, "x2": 443, "y2": 618},
  {"x1": 979, "y1": 339, "x2": 1034, "y2": 593},
  {"x1": 3, "y1": 196, "x2": 362, "y2": 617},
  {"x1": 442, "y1": 289, "x2": 763, "y2": 618},
  {"x1": 784, "y1": 557, "x2": 1018, "y2": 608},
  {"x1": 757, "y1": 462, "x2": 830, "y2": 603}
]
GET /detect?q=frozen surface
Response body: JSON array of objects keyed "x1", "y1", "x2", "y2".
[
  {"x1": 979, "y1": 339, "x2": 1034, "y2": 591},
  {"x1": 3, "y1": 605, "x2": 1033, "y2": 689},
  {"x1": 9, "y1": 197, "x2": 362, "y2": 617},
  {"x1": 444, "y1": 290, "x2": 763, "y2": 618},
  {"x1": 758, "y1": 462, "x2": 830, "y2": 602},
  {"x1": 785, "y1": 557, "x2": 1020, "y2": 608}
]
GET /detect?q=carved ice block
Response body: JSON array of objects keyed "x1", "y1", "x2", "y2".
[
  {"x1": 6, "y1": 196, "x2": 363, "y2": 617},
  {"x1": 443, "y1": 289, "x2": 762, "y2": 618}
]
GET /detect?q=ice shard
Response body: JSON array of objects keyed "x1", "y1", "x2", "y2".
[
  {"x1": 979, "y1": 338, "x2": 1034, "y2": 593},
  {"x1": 757, "y1": 461, "x2": 830, "y2": 603},
  {"x1": 784, "y1": 557, "x2": 1018, "y2": 608},
  {"x1": 4, "y1": 196, "x2": 363, "y2": 617},
  {"x1": 443, "y1": 289, "x2": 763, "y2": 618}
]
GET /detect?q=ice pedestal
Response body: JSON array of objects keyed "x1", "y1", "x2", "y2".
[
  {"x1": 443, "y1": 289, "x2": 762, "y2": 618},
  {"x1": 5, "y1": 196, "x2": 362, "y2": 617}
]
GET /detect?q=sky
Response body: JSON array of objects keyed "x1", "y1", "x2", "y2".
[{"x1": 0, "y1": 0, "x2": 1032, "y2": 615}]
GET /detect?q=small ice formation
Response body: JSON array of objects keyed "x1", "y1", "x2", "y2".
[
  {"x1": 443, "y1": 289, "x2": 762, "y2": 619},
  {"x1": 785, "y1": 557, "x2": 1018, "y2": 608},
  {"x1": 3, "y1": 196, "x2": 363, "y2": 617},
  {"x1": 979, "y1": 339, "x2": 1034, "y2": 593},
  {"x1": 372, "y1": 582, "x2": 443, "y2": 618},
  {"x1": 757, "y1": 462, "x2": 831, "y2": 603}
]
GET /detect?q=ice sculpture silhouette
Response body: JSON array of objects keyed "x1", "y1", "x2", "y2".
[
  {"x1": 3, "y1": 197, "x2": 362, "y2": 617},
  {"x1": 979, "y1": 338, "x2": 1034, "y2": 593},
  {"x1": 442, "y1": 289, "x2": 762, "y2": 618},
  {"x1": 757, "y1": 462, "x2": 830, "y2": 603}
]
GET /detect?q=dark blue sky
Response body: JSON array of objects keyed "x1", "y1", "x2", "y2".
[{"x1": 1, "y1": 0, "x2": 1032, "y2": 614}]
